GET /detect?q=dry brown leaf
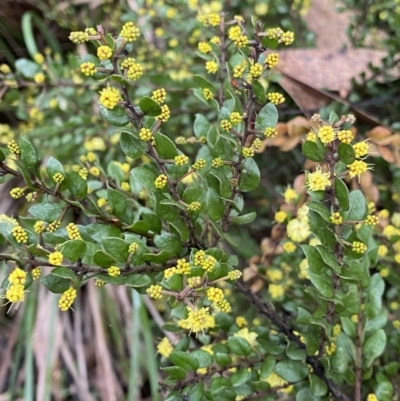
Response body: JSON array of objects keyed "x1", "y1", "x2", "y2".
[
  {"x1": 293, "y1": 174, "x2": 306, "y2": 194},
  {"x1": 287, "y1": 116, "x2": 310, "y2": 138},
  {"x1": 378, "y1": 145, "x2": 396, "y2": 164},
  {"x1": 367, "y1": 126, "x2": 393, "y2": 145}
]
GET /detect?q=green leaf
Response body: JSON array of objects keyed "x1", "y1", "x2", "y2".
[
  {"x1": 107, "y1": 186, "x2": 127, "y2": 219},
  {"x1": 255, "y1": 103, "x2": 278, "y2": 130},
  {"x1": 329, "y1": 110, "x2": 339, "y2": 124},
  {"x1": 307, "y1": 201, "x2": 331, "y2": 222},
  {"x1": 190, "y1": 349, "x2": 214, "y2": 368},
  {"x1": 19, "y1": 136, "x2": 39, "y2": 170},
  {"x1": 296, "y1": 388, "x2": 320, "y2": 401},
  {"x1": 215, "y1": 353, "x2": 232, "y2": 366},
  {"x1": 302, "y1": 140, "x2": 327, "y2": 162},
  {"x1": 206, "y1": 188, "x2": 224, "y2": 221},
  {"x1": 124, "y1": 273, "x2": 151, "y2": 288},
  {"x1": 46, "y1": 157, "x2": 65, "y2": 182},
  {"x1": 335, "y1": 286, "x2": 360, "y2": 317},
  {"x1": 130, "y1": 165, "x2": 157, "y2": 191},
  {"x1": 301, "y1": 245, "x2": 327, "y2": 274},
  {"x1": 65, "y1": 171, "x2": 87, "y2": 199},
  {"x1": 60, "y1": 240, "x2": 86, "y2": 262},
  {"x1": 50, "y1": 267, "x2": 79, "y2": 283},
  {"x1": 139, "y1": 96, "x2": 161, "y2": 116},
  {"x1": 315, "y1": 246, "x2": 341, "y2": 273},
  {"x1": 99, "y1": 105, "x2": 129, "y2": 126},
  {"x1": 194, "y1": 113, "x2": 212, "y2": 139},
  {"x1": 334, "y1": 178, "x2": 349, "y2": 211},
  {"x1": 252, "y1": 80, "x2": 266, "y2": 103},
  {"x1": 28, "y1": 203, "x2": 63, "y2": 223},
  {"x1": 188, "y1": 383, "x2": 205, "y2": 401},
  {"x1": 238, "y1": 158, "x2": 260, "y2": 192},
  {"x1": 338, "y1": 143, "x2": 356, "y2": 165},
  {"x1": 308, "y1": 270, "x2": 334, "y2": 298},
  {"x1": 93, "y1": 250, "x2": 116, "y2": 267},
  {"x1": 363, "y1": 329, "x2": 386, "y2": 368},
  {"x1": 41, "y1": 274, "x2": 70, "y2": 293},
  {"x1": 260, "y1": 355, "x2": 275, "y2": 379},
  {"x1": 86, "y1": 223, "x2": 122, "y2": 242},
  {"x1": 286, "y1": 341, "x2": 306, "y2": 360},
  {"x1": 308, "y1": 210, "x2": 336, "y2": 248},
  {"x1": 193, "y1": 75, "x2": 215, "y2": 91},
  {"x1": 227, "y1": 337, "x2": 252, "y2": 356},
  {"x1": 102, "y1": 237, "x2": 129, "y2": 263},
  {"x1": 296, "y1": 307, "x2": 312, "y2": 324},
  {"x1": 154, "y1": 132, "x2": 179, "y2": 159},
  {"x1": 143, "y1": 250, "x2": 171, "y2": 263},
  {"x1": 274, "y1": 360, "x2": 308, "y2": 382},
  {"x1": 154, "y1": 233, "x2": 182, "y2": 257},
  {"x1": 169, "y1": 351, "x2": 199, "y2": 371},
  {"x1": 161, "y1": 366, "x2": 186, "y2": 380},
  {"x1": 15, "y1": 58, "x2": 40, "y2": 78},
  {"x1": 375, "y1": 380, "x2": 394, "y2": 400},
  {"x1": 210, "y1": 377, "x2": 232, "y2": 395},
  {"x1": 344, "y1": 190, "x2": 367, "y2": 222},
  {"x1": 120, "y1": 131, "x2": 145, "y2": 159},
  {"x1": 309, "y1": 374, "x2": 327, "y2": 396},
  {"x1": 230, "y1": 212, "x2": 256, "y2": 225}
]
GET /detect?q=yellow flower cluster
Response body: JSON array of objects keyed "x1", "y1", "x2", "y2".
[
  {"x1": 176, "y1": 258, "x2": 191, "y2": 275},
  {"x1": 47, "y1": 220, "x2": 61, "y2": 232},
  {"x1": 178, "y1": 307, "x2": 215, "y2": 333},
  {"x1": 337, "y1": 130, "x2": 353, "y2": 144},
  {"x1": 216, "y1": 299, "x2": 231, "y2": 312},
  {"x1": 7, "y1": 140, "x2": 20, "y2": 154},
  {"x1": 283, "y1": 241, "x2": 296, "y2": 253},
  {"x1": 10, "y1": 187, "x2": 25, "y2": 199},
  {"x1": 174, "y1": 154, "x2": 189, "y2": 166},
  {"x1": 108, "y1": 266, "x2": 121, "y2": 277},
  {"x1": 146, "y1": 284, "x2": 163, "y2": 299},
  {"x1": 139, "y1": 128, "x2": 153, "y2": 141},
  {"x1": 280, "y1": 31, "x2": 295, "y2": 45},
  {"x1": 69, "y1": 31, "x2": 89, "y2": 44},
  {"x1": 126, "y1": 63, "x2": 143, "y2": 80},
  {"x1": 325, "y1": 342, "x2": 336, "y2": 356},
  {"x1": 284, "y1": 187, "x2": 297, "y2": 203},
  {"x1": 318, "y1": 126, "x2": 335, "y2": 144},
  {"x1": 228, "y1": 270, "x2": 242, "y2": 280},
  {"x1": 5, "y1": 283, "x2": 25, "y2": 304},
  {"x1": 275, "y1": 211, "x2": 287, "y2": 223},
  {"x1": 151, "y1": 88, "x2": 166, "y2": 104},
  {"x1": 307, "y1": 166, "x2": 331, "y2": 191},
  {"x1": 192, "y1": 159, "x2": 206, "y2": 171},
  {"x1": 206, "y1": 287, "x2": 224, "y2": 302},
  {"x1": 252, "y1": 138, "x2": 262, "y2": 150},
  {"x1": 352, "y1": 241, "x2": 367, "y2": 254},
  {"x1": 202, "y1": 88, "x2": 214, "y2": 100},
  {"x1": 229, "y1": 112, "x2": 243, "y2": 125},
  {"x1": 188, "y1": 201, "x2": 202, "y2": 212},
  {"x1": 233, "y1": 63, "x2": 246, "y2": 78},
  {"x1": 234, "y1": 35, "x2": 249, "y2": 47},
  {"x1": 242, "y1": 147, "x2": 254, "y2": 158},
  {"x1": 120, "y1": 22, "x2": 140, "y2": 42},
  {"x1": 154, "y1": 174, "x2": 168, "y2": 189},
  {"x1": 198, "y1": 13, "x2": 221, "y2": 26},
  {"x1": 250, "y1": 63, "x2": 263, "y2": 78},
  {"x1": 330, "y1": 212, "x2": 343, "y2": 225},
  {"x1": 66, "y1": 222, "x2": 81, "y2": 240},
  {"x1": 9, "y1": 267, "x2": 27, "y2": 285},
  {"x1": 353, "y1": 141, "x2": 369, "y2": 158},
  {"x1": 198, "y1": 42, "x2": 212, "y2": 54},
  {"x1": 79, "y1": 167, "x2": 88, "y2": 180},
  {"x1": 25, "y1": 192, "x2": 37, "y2": 202},
  {"x1": 201, "y1": 255, "x2": 216, "y2": 272},
  {"x1": 367, "y1": 394, "x2": 378, "y2": 401},
  {"x1": 129, "y1": 242, "x2": 139, "y2": 254},
  {"x1": 220, "y1": 119, "x2": 232, "y2": 132},
  {"x1": 264, "y1": 127, "x2": 278, "y2": 137},
  {"x1": 32, "y1": 267, "x2": 41, "y2": 280},
  {"x1": 187, "y1": 276, "x2": 202, "y2": 288},
  {"x1": 89, "y1": 166, "x2": 100, "y2": 177},
  {"x1": 157, "y1": 337, "x2": 173, "y2": 358},
  {"x1": 265, "y1": 53, "x2": 279, "y2": 68},
  {"x1": 97, "y1": 45, "x2": 112, "y2": 60},
  {"x1": 266, "y1": 27, "x2": 283, "y2": 39},
  {"x1": 12, "y1": 225, "x2": 28, "y2": 244},
  {"x1": 267, "y1": 92, "x2": 285, "y2": 105},
  {"x1": 228, "y1": 26, "x2": 242, "y2": 40},
  {"x1": 80, "y1": 62, "x2": 96, "y2": 76},
  {"x1": 379, "y1": 268, "x2": 389, "y2": 278},
  {"x1": 365, "y1": 215, "x2": 379, "y2": 226},
  {"x1": 212, "y1": 157, "x2": 224, "y2": 168},
  {"x1": 194, "y1": 250, "x2": 206, "y2": 265},
  {"x1": 49, "y1": 251, "x2": 63, "y2": 266},
  {"x1": 157, "y1": 104, "x2": 170, "y2": 122},
  {"x1": 99, "y1": 85, "x2": 122, "y2": 110},
  {"x1": 347, "y1": 160, "x2": 369, "y2": 179},
  {"x1": 268, "y1": 284, "x2": 284, "y2": 299},
  {"x1": 236, "y1": 316, "x2": 247, "y2": 327},
  {"x1": 59, "y1": 288, "x2": 77, "y2": 311},
  {"x1": 95, "y1": 279, "x2": 106, "y2": 287},
  {"x1": 205, "y1": 61, "x2": 218, "y2": 74},
  {"x1": 121, "y1": 57, "x2": 136, "y2": 69},
  {"x1": 34, "y1": 221, "x2": 46, "y2": 234},
  {"x1": 53, "y1": 172, "x2": 65, "y2": 183},
  {"x1": 34, "y1": 73, "x2": 45, "y2": 83}
]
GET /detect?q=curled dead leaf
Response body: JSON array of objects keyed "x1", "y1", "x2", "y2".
[
  {"x1": 293, "y1": 174, "x2": 306, "y2": 194},
  {"x1": 367, "y1": 126, "x2": 393, "y2": 145},
  {"x1": 287, "y1": 116, "x2": 310, "y2": 138}
]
